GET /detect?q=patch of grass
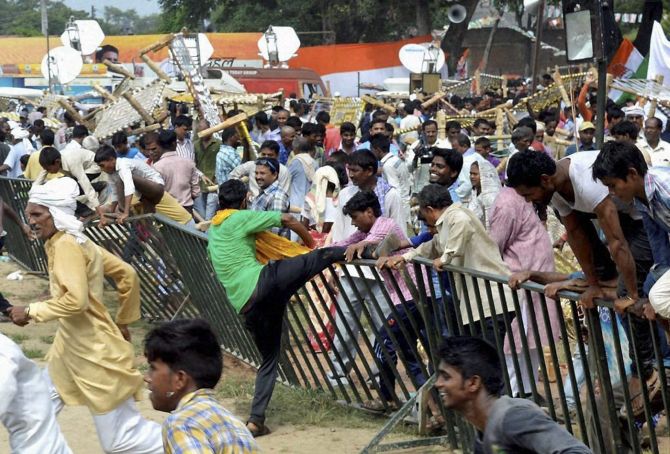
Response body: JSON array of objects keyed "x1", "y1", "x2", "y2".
[
  {"x1": 216, "y1": 374, "x2": 384, "y2": 430},
  {"x1": 40, "y1": 335, "x2": 55, "y2": 344},
  {"x1": 10, "y1": 333, "x2": 29, "y2": 344},
  {"x1": 137, "y1": 362, "x2": 149, "y2": 374},
  {"x1": 23, "y1": 348, "x2": 44, "y2": 359}
]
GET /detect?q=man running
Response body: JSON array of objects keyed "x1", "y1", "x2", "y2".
[{"x1": 8, "y1": 177, "x2": 163, "y2": 453}]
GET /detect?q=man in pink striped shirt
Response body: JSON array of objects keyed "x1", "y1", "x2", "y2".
[
  {"x1": 332, "y1": 190, "x2": 429, "y2": 412},
  {"x1": 151, "y1": 130, "x2": 200, "y2": 214}
]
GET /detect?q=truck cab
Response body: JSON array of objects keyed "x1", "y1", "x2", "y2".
[{"x1": 221, "y1": 67, "x2": 328, "y2": 98}]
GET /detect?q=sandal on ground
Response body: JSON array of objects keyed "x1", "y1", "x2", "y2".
[
  {"x1": 620, "y1": 370, "x2": 664, "y2": 422},
  {"x1": 361, "y1": 399, "x2": 398, "y2": 414},
  {"x1": 246, "y1": 422, "x2": 272, "y2": 438}
]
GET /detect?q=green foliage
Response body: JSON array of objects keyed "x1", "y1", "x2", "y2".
[
  {"x1": 23, "y1": 348, "x2": 44, "y2": 359},
  {"x1": 157, "y1": 0, "x2": 215, "y2": 30},
  {"x1": 9, "y1": 333, "x2": 29, "y2": 344},
  {"x1": 0, "y1": 0, "x2": 87, "y2": 36},
  {"x1": 210, "y1": 0, "x2": 423, "y2": 44},
  {"x1": 101, "y1": 6, "x2": 160, "y2": 36},
  {"x1": 0, "y1": 0, "x2": 160, "y2": 37}
]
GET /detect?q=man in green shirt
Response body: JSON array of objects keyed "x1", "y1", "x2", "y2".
[
  {"x1": 194, "y1": 119, "x2": 221, "y2": 220},
  {"x1": 207, "y1": 179, "x2": 346, "y2": 437}
]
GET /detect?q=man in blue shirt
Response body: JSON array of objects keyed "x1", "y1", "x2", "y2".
[
  {"x1": 112, "y1": 130, "x2": 146, "y2": 161},
  {"x1": 287, "y1": 138, "x2": 317, "y2": 232},
  {"x1": 357, "y1": 118, "x2": 400, "y2": 155}
]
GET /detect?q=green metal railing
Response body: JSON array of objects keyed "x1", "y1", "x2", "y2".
[
  {"x1": 0, "y1": 177, "x2": 48, "y2": 273},
  {"x1": 2, "y1": 176, "x2": 668, "y2": 453}
]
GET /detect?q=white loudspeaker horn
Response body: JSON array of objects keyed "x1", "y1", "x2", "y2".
[{"x1": 448, "y1": 4, "x2": 468, "y2": 24}]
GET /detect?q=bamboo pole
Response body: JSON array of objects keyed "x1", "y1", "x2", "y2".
[
  {"x1": 82, "y1": 106, "x2": 103, "y2": 122},
  {"x1": 649, "y1": 75, "x2": 664, "y2": 119},
  {"x1": 92, "y1": 84, "x2": 117, "y2": 103},
  {"x1": 361, "y1": 95, "x2": 396, "y2": 114},
  {"x1": 130, "y1": 123, "x2": 162, "y2": 136},
  {"x1": 553, "y1": 66, "x2": 571, "y2": 107},
  {"x1": 139, "y1": 34, "x2": 174, "y2": 56},
  {"x1": 57, "y1": 99, "x2": 90, "y2": 128},
  {"x1": 198, "y1": 112, "x2": 248, "y2": 138},
  {"x1": 103, "y1": 59, "x2": 135, "y2": 79},
  {"x1": 495, "y1": 108, "x2": 504, "y2": 151},
  {"x1": 140, "y1": 54, "x2": 171, "y2": 82},
  {"x1": 421, "y1": 91, "x2": 446, "y2": 110}
]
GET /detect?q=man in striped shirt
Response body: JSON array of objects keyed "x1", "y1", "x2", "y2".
[{"x1": 174, "y1": 115, "x2": 195, "y2": 161}]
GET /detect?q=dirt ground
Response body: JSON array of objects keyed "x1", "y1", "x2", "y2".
[{"x1": 0, "y1": 259, "x2": 419, "y2": 454}]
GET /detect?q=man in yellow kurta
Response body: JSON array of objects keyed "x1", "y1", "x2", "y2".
[{"x1": 8, "y1": 177, "x2": 163, "y2": 454}]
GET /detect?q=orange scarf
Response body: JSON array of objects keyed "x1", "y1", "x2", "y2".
[{"x1": 211, "y1": 209, "x2": 309, "y2": 264}]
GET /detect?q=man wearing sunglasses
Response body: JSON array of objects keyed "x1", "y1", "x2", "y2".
[{"x1": 251, "y1": 157, "x2": 290, "y2": 238}]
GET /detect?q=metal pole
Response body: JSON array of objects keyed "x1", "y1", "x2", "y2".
[
  {"x1": 530, "y1": 2, "x2": 546, "y2": 94},
  {"x1": 40, "y1": 0, "x2": 52, "y2": 93},
  {"x1": 357, "y1": 71, "x2": 360, "y2": 97},
  {"x1": 595, "y1": 0, "x2": 607, "y2": 148}
]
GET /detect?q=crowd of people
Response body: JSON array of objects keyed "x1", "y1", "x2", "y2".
[{"x1": 0, "y1": 75, "x2": 669, "y2": 453}]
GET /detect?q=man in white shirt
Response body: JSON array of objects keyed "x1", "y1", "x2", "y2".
[
  {"x1": 61, "y1": 124, "x2": 89, "y2": 155},
  {"x1": 507, "y1": 148, "x2": 659, "y2": 417},
  {"x1": 0, "y1": 128, "x2": 33, "y2": 178},
  {"x1": 94, "y1": 144, "x2": 195, "y2": 228},
  {"x1": 638, "y1": 117, "x2": 670, "y2": 167},
  {"x1": 0, "y1": 333, "x2": 72, "y2": 454},
  {"x1": 370, "y1": 134, "x2": 411, "y2": 224},
  {"x1": 33, "y1": 146, "x2": 104, "y2": 217},
  {"x1": 398, "y1": 102, "x2": 421, "y2": 150}
]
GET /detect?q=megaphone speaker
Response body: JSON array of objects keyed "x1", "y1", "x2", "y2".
[{"x1": 448, "y1": 4, "x2": 467, "y2": 24}]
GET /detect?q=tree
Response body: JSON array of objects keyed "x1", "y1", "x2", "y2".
[
  {"x1": 102, "y1": 6, "x2": 160, "y2": 35},
  {"x1": 0, "y1": 1, "x2": 159, "y2": 37},
  {"x1": 157, "y1": 0, "x2": 215, "y2": 31},
  {"x1": 0, "y1": 0, "x2": 88, "y2": 36}
]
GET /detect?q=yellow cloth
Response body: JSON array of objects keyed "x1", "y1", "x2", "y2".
[
  {"x1": 212, "y1": 209, "x2": 309, "y2": 263},
  {"x1": 156, "y1": 192, "x2": 193, "y2": 225},
  {"x1": 23, "y1": 152, "x2": 62, "y2": 181},
  {"x1": 132, "y1": 192, "x2": 193, "y2": 225},
  {"x1": 28, "y1": 231, "x2": 144, "y2": 414}
]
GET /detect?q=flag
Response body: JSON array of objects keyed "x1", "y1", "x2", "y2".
[
  {"x1": 647, "y1": 21, "x2": 670, "y2": 85},
  {"x1": 608, "y1": 38, "x2": 647, "y2": 102}
]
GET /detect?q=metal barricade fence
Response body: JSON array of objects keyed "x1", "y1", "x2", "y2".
[
  {"x1": 0, "y1": 175, "x2": 195, "y2": 321},
  {"x1": 0, "y1": 177, "x2": 48, "y2": 273},
  {"x1": 154, "y1": 218, "x2": 670, "y2": 453},
  {"x1": 83, "y1": 216, "x2": 198, "y2": 321},
  {"x1": 2, "y1": 184, "x2": 668, "y2": 453}
]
